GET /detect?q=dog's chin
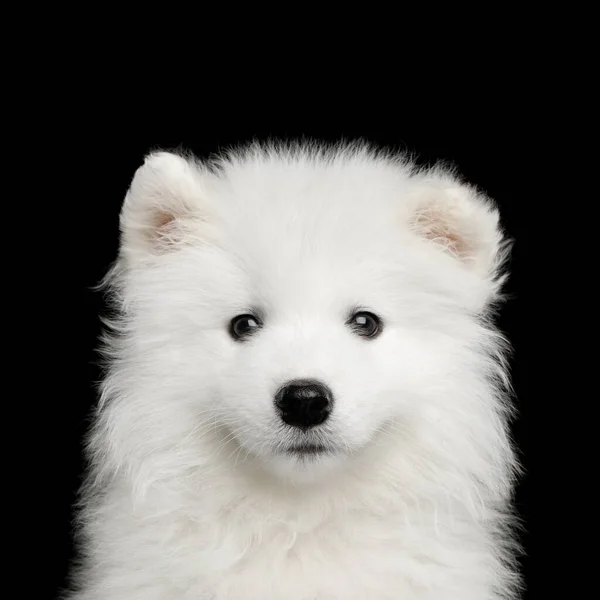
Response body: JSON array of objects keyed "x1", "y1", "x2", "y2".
[
  {"x1": 223, "y1": 426, "x2": 356, "y2": 484},
  {"x1": 263, "y1": 444, "x2": 348, "y2": 484}
]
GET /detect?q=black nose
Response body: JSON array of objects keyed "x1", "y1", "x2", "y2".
[{"x1": 274, "y1": 380, "x2": 333, "y2": 429}]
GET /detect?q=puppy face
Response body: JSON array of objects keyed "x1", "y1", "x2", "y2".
[{"x1": 104, "y1": 146, "x2": 508, "y2": 485}]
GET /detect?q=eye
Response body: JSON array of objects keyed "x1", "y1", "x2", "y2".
[
  {"x1": 229, "y1": 314, "x2": 262, "y2": 340},
  {"x1": 347, "y1": 311, "x2": 382, "y2": 339}
]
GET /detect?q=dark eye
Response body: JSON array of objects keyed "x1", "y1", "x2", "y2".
[
  {"x1": 229, "y1": 314, "x2": 262, "y2": 340},
  {"x1": 347, "y1": 311, "x2": 382, "y2": 339}
]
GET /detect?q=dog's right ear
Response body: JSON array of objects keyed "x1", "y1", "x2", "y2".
[{"x1": 119, "y1": 152, "x2": 207, "y2": 262}]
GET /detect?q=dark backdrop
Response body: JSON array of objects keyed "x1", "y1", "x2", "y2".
[{"x1": 49, "y1": 119, "x2": 529, "y2": 598}]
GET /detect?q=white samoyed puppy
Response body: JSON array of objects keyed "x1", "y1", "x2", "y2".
[{"x1": 66, "y1": 142, "x2": 521, "y2": 599}]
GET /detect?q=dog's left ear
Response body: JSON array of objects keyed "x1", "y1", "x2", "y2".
[{"x1": 406, "y1": 175, "x2": 506, "y2": 280}]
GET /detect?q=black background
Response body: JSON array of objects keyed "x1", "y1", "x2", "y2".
[{"x1": 48, "y1": 116, "x2": 529, "y2": 599}]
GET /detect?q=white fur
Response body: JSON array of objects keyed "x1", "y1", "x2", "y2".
[{"x1": 66, "y1": 142, "x2": 521, "y2": 599}]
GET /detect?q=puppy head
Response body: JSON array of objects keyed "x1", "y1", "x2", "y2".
[{"x1": 99, "y1": 145, "x2": 511, "y2": 492}]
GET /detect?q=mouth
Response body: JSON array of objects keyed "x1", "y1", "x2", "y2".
[{"x1": 284, "y1": 443, "x2": 330, "y2": 456}]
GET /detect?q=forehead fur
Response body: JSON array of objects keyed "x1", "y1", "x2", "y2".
[{"x1": 205, "y1": 143, "x2": 415, "y2": 259}]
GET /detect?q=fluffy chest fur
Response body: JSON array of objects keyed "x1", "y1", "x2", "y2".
[{"x1": 91, "y1": 466, "x2": 506, "y2": 600}]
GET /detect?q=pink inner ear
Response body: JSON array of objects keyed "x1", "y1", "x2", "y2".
[
  {"x1": 413, "y1": 207, "x2": 471, "y2": 262},
  {"x1": 147, "y1": 209, "x2": 179, "y2": 249},
  {"x1": 153, "y1": 209, "x2": 176, "y2": 232}
]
